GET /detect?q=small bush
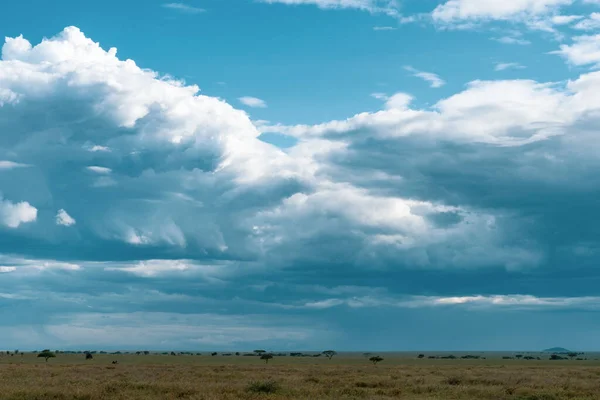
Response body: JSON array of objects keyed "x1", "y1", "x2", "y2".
[
  {"x1": 549, "y1": 355, "x2": 567, "y2": 360},
  {"x1": 355, "y1": 381, "x2": 385, "y2": 388},
  {"x1": 369, "y1": 356, "x2": 384, "y2": 365},
  {"x1": 446, "y1": 376, "x2": 462, "y2": 386},
  {"x1": 247, "y1": 380, "x2": 280, "y2": 394}
]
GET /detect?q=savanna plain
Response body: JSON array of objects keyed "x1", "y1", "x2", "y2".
[{"x1": 1, "y1": 352, "x2": 599, "y2": 400}]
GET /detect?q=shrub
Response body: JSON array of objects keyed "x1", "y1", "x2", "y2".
[
  {"x1": 446, "y1": 376, "x2": 462, "y2": 386},
  {"x1": 322, "y1": 350, "x2": 337, "y2": 360},
  {"x1": 355, "y1": 381, "x2": 380, "y2": 388},
  {"x1": 260, "y1": 353, "x2": 274, "y2": 364},
  {"x1": 37, "y1": 350, "x2": 56, "y2": 362},
  {"x1": 247, "y1": 380, "x2": 280, "y2": 394},
  {"x1": 369, "y1": 356, "x2": 384, "y2": 365}
]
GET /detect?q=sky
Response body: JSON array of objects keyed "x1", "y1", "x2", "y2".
[{"x1": 1, "y1": 0, "x2": 600, "y2": 352}]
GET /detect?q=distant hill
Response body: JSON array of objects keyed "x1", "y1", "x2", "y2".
[{"x1": 543, "y1": 347, "x2": 571, "y2": 353}]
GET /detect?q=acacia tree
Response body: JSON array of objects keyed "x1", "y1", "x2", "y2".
[
  {"x1": 85, "y1": 352, "x2": 93, "y2": 360},
  {"x1": 567, "y1": 352, "x2": 578, "y2": 360},
  {"x1": 369, "y1": 356, "x2": 383, "y2": 365},
  {"x1": 38, "y1": 350, "x2": 56, "y2": 362},
  {"x1": 254, "y1": 350, "x2": 266, "y2": 356},
  {"x1": 322, "y1": 350, "x2": 337, "y2": 360},
  {"x1": 260, "y1": 353, "x2": 274, "y2": 364}
]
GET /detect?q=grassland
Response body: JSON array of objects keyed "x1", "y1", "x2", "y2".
[{"x1": 0, "y1": 353, "x2": 599, "y2": 399}]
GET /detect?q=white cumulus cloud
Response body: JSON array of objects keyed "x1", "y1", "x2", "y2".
[
  {"x1": 0, "y1": 197, "x2": 37, "y2": 228},
  {"x1": 0, "y1": 26, "x2": 301, "y2": 261},
  {"x1": 552, "y1": 34, "x2": 600, "y2": 67},
  {"x1": 55, "y1": 209, "x2": 76, "y2": 226}
]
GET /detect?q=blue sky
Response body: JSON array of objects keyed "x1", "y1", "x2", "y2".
[{"x1": 1, "y1": 0, "x2": 600, "y2": 351}]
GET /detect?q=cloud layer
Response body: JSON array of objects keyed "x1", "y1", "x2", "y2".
[{"x1": 3, "y1": 26, "x2": 600, "y2": 350}]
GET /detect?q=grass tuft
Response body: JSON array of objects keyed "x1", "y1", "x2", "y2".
[
  {"x1": 247, "y1": 380, "x2": 280, "y2": 394},
  {"x1": 446, "y1": 376, "x2": 462, "y2": 385}
]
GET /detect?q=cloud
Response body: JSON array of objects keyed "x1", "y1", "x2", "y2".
[
  {"x1": 259, "y1": 0, "x2": 400, "y2": 17},
  {"x1": 551, "y1": 14, "x2": 582, "y2": 25},
  {"x1": 0, "y1": 26, "x2": 301, "y2": 263},
  {"x1": 552, "y1": 34, "x2": 600, "y2": 67},
  {"x1": 384, "y1": 92, "x2": 414, "y2": 109},
  {"x1": 495, "y1": 62, "x2": 526, "y2": 71},
  {"x1": 493, "y1": 35, "x2": 532, "y2": 45},
  {"x1": 86, "y1": 166, "x2": 112, "y2": 174},
  {"x1": 409, "y1": 295, "x2": 600, "y2": 309},
  {"x1": 85, "y1": 145, "x2": 111, "y2": 152},
  {"x1": 0, "y1": 161, "x2": 29, "y2": 170},
  {"x1": 404, "y1": 66, "x2": 446, "y2": 88},
  {"x1": 104, "y1": 259, "x2": 226, "y2": 278},
  {"x1": 573, "y1": 13, "x2": 600, "y2": 30},
  {"x1": 42, "y1": 312, "x2": 318, "y2": 349},
  {"x1": 369, "y1": 91, "x2": 414, "y2": 109},
  {"x1": 0, "y1": 256, "x2": 80, "y2": 271},
  {"x1": 0, "y1": 197, "x2": 37, "y2": 228},
  {"x1": 297, "y1": 295, "x2": 600, "y2": 310},
  {"x1": 239, "y1": 96, "x2": 268, "y2": 108},
  {"x1": 260, "y1": 67, "x2": 600, "y2": 280},
  {"x1": 373, "y1": 26, "x2": 397, "y2": 30},
  {"x1": 162, "y1": 3, "x2": 206, "y2": 13},
  {"x1": 370, "y1": 92, "x2": 388, "y2": 100},
  {"x1": 266, "y1": 79, "x2": 568, "y2": 145},
  {"x1": 432, "y1": 0, "x2": 573, "y2": 25},
  {"x1": 5, "y1": 26, "x2": 600, "y2": 349},
  {"x1": 55, "y1": 209, "x2": 76, "y2": 226}
]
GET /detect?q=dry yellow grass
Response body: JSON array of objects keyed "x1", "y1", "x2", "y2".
[{"x1": 0, "y1": 354, "x2": 599, "y2": 399}]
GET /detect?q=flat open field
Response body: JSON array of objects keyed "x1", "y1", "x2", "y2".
[{"x1": 1, "y1": 353, "x2": 599, "y2": 399}]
